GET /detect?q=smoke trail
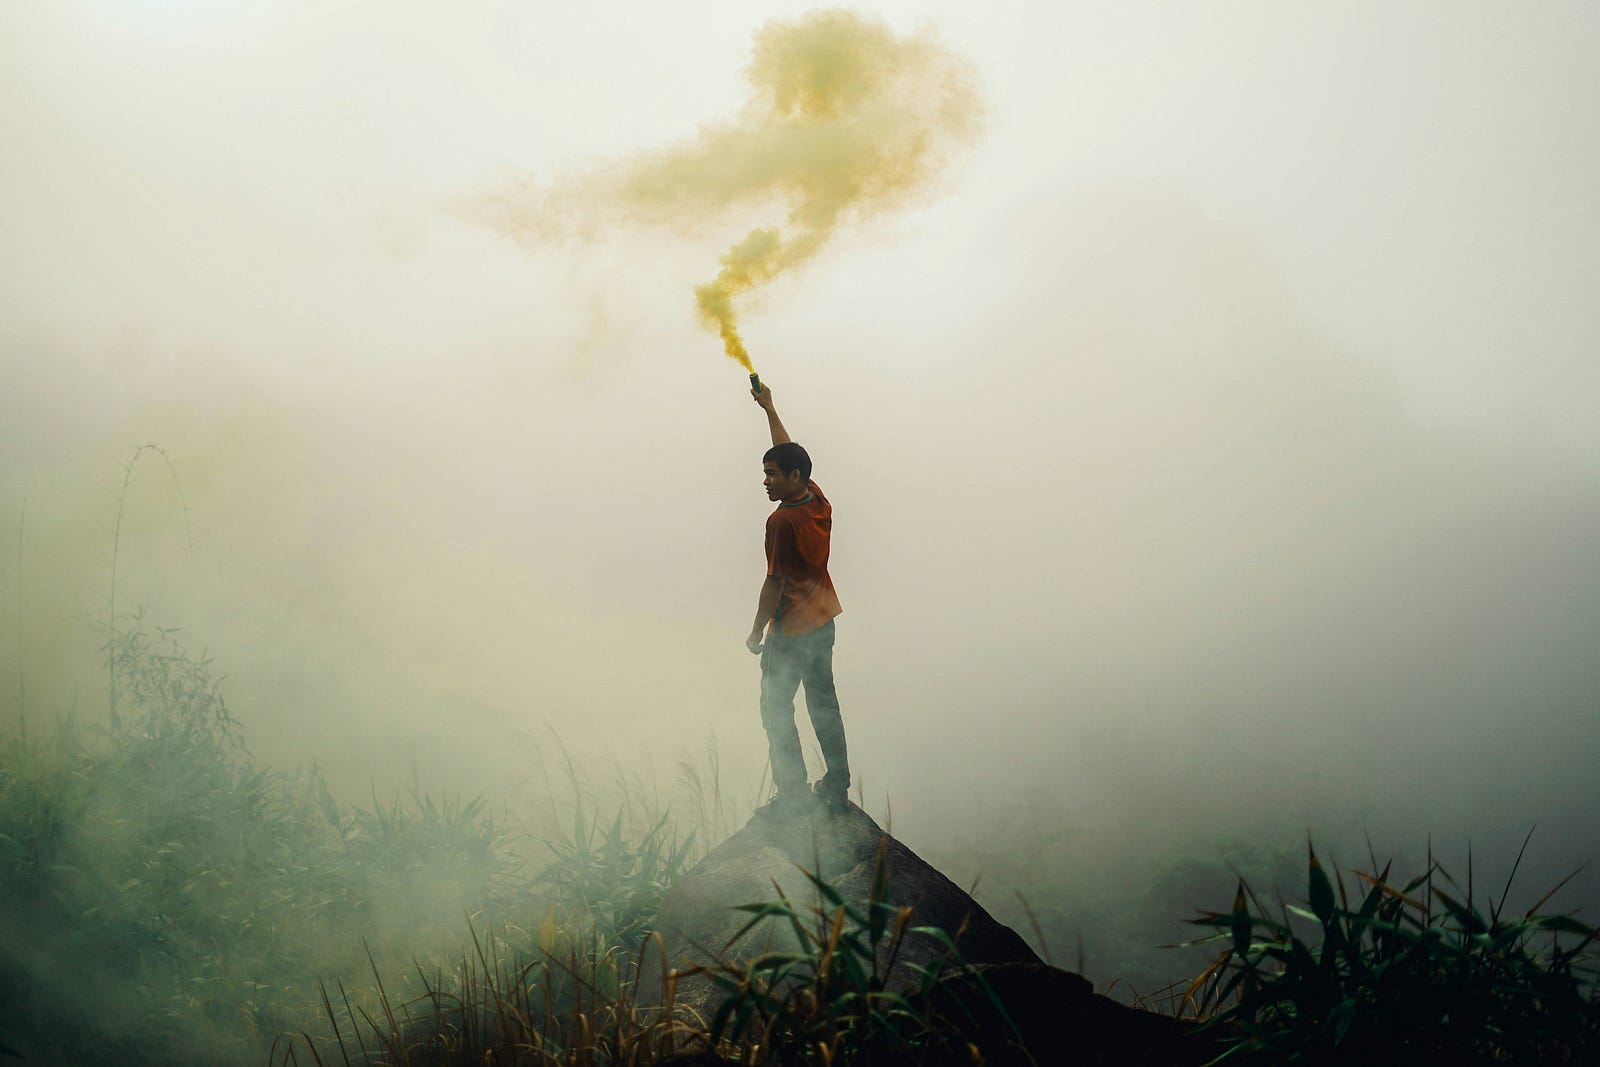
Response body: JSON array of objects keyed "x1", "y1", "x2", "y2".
[{"x1": 469, "y1": 10, "x2": 982, "y2": 370}]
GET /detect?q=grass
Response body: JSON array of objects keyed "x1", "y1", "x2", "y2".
[
  {"x1": 697, "y1": 838, "x2": 1028, "y2": 1066},
  {"x1": 273, "y1": 838, "x2": 1024, "y2": 1067},
  {"x1": 271, "y1": 930, "x2": 700, "y2": 1066},
  {"x1": 1179, "y1": 837, "x2": 1600, "y2": 1064},
  {"x1": 0, "y1": 618, "x2": 550, "y2": 1064},
  {"x1": 105, "y1": 443, "x2": 191, "y2": 724}
]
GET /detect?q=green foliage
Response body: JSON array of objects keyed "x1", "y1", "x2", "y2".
[
  {"x1": 1181, "y1": 837, "x2": 1600, "y2": 1064},
  {"x1": 285, "y1": 839, "x2": 1027, "y2": 1067},
  {"x1": 274, "y1": 925, "x2": 699, "y2": 1066},
  {"x1": 696, "y1": 839, "x2": 1022, "y2": 1066},
  {"x1": 0, "y1": 619, "x2": 536, "y2": 1065},
  {"x1": 534, "y1": 805, "x2": 697, "y2": 958}
]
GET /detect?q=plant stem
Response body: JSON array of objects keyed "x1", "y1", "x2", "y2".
[
  {"x1": 16, "y1": 495, "x2": 24, "y2": 743},
  {"x1": 107, "y1": 443, "x2": 191, "y2": 719}
]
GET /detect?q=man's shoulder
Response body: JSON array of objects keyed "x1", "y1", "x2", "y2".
[
  {"x1": 769, "y1": 483, "x2": 829, "y2": 526},
  {"x1": 809, "y1": 482, "x2": 833, "y2": 517}
]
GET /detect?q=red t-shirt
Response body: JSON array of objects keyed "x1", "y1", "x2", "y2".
[{"x1": 765, "y1": 480, "x2": 842, "y2": 637}]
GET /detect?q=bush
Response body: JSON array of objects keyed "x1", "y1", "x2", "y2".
[
  {"x1": 0, "y1": 619, "x2": 536, "y2": 1065},
  {"x1": 697, "y1": 839, "x2": 1021, "y2": 1066},
  {"x1": 1181, "y1": 838, "x2": 1600, "y2": 1065}
]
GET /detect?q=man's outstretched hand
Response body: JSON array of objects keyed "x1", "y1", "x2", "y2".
[{"x1": 751, "y1": 384, "x2": 776, "y2": 411}]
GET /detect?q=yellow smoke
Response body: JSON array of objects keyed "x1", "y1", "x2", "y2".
[
  {"x1": 693, "y1": 229, "x2": 781, "y2": 372},
  {"x1": 469, "y1": 10, "x2": 982, "y2": 371}
]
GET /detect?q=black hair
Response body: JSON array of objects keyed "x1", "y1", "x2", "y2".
[{"x1": 762, "y1": 441, "x2": 812, "y2": 482}]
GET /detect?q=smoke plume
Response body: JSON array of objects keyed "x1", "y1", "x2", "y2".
[{"x1": 469, "y1": 10, "x2": 983, "y2": 370}]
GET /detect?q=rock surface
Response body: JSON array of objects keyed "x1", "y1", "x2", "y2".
[
  {"x1": 929, "y1": 962, "x2": 1225, "y2": 1066},
  {"x1": 639, "y1": 800, "x2": 1041, "y2": 1017}
]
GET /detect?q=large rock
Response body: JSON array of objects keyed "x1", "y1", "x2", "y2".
[
  {"x1": 929, "y1": 962, "x2": 1227, "y2": 1066},
  {"x1": 639, "y1": 800, "x2": 1041, "y2": 1018}
]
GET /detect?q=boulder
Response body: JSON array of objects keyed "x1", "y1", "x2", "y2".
[{"x1": 928, "y1": 962, "x2": 1227, "y2": 1066}]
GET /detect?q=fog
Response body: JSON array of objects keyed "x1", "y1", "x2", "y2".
[{"x1": 3, "y1": 0, "x2": 1598, "y2": 1015}]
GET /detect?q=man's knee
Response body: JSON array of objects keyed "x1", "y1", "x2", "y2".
[
  {"x1": 760, "y1": 668, "x2": 800, "y2": 721},
  {"x1": 800, "y1": 651, "x2": 840, "y2": 704}
]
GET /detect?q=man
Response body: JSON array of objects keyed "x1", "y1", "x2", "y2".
[{"x1": 746, "y1": 383, "x2": 851, "y2": 817}]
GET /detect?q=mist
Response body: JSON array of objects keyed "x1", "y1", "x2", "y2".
[{"x1": 3, "y1": 0, "x2": 1598, "y2": 1056}]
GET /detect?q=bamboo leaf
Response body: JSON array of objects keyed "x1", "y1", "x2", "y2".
[
  {"x1": 1230, "y1": 882, "x2": 1252, "y2": 958},
  {"x1": 1308, "y1": 843, "x2": 1335, "y2": 926}
]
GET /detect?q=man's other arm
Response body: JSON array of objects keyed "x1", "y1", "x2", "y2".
[
  {"x1": 747, "y1": 575, "x2": 784, "y2": 653},
  {"x1": 752, "y1": 384, "x2": 792, "y2": 446}
]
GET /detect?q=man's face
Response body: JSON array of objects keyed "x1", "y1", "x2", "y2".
[{"x1": 763, "y1": 461, "x2": 803, "y2": 501}]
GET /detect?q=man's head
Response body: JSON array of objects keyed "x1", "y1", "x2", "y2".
[{"x1": 762, "y1": 442, "x2": 812, "y2": 502}]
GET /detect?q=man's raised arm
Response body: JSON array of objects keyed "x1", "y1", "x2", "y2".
[{"x1": 752, "y1": 384, "x2": 792, "y2": 446}]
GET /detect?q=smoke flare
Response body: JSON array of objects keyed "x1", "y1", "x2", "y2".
[{"x1": 470, "y1": 10, "x2": 982, "y2": 369}]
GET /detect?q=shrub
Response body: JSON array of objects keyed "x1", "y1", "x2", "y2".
[
  {"x1": 1181, "y1": 837, "x2": 1600, "y2": 1064},
  {"x1": 0, "y1": 619, "x2": 535, "y2": 1065},
  {"x1": 696, "y1": 839, "x2": 1023, "y2": 1066}
]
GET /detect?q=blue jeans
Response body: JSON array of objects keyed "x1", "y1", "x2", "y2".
[{"x1": 759, "y1": 619, "x2": 850, "y2": 796}]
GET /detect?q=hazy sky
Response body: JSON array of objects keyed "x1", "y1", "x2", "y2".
[{"x1": 3, "y1": 1, "x2": 1597, "y2": 925}]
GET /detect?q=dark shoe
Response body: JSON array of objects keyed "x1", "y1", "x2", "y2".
[
  {"x1": 754, "y1": 791, "x2": 811, "y2": 820},
  {"x1": 812, "y1": 779, "x2": 849, "y2": 814}
]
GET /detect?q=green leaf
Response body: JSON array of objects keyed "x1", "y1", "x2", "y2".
[
  {"x1": 800, "y1": 866, "x2": 854, "y2": 917},
  {"x1": 1230, "y1": 882, "x2": 1252, "y2": 958},
  {"x1": 834, "y1": 944, "x2": 870, "y2": 990},
  {"x1": 1308, "y1": 844, "x2": 1335, "y2": 926},
  {"x1": 1431, "y1": 887, "x2": 1488, "y2": 936},
  {"x1": 1531, "y1": 914, "x2": 1599, "y2": 938}
]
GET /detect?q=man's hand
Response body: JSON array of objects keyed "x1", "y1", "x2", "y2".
[
  {"x1": 749, "y1": 576, "x2": 782, "y2": 654},
  {"x1": 751, "y1": 384, "x2": 776, "y2": 411}
]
